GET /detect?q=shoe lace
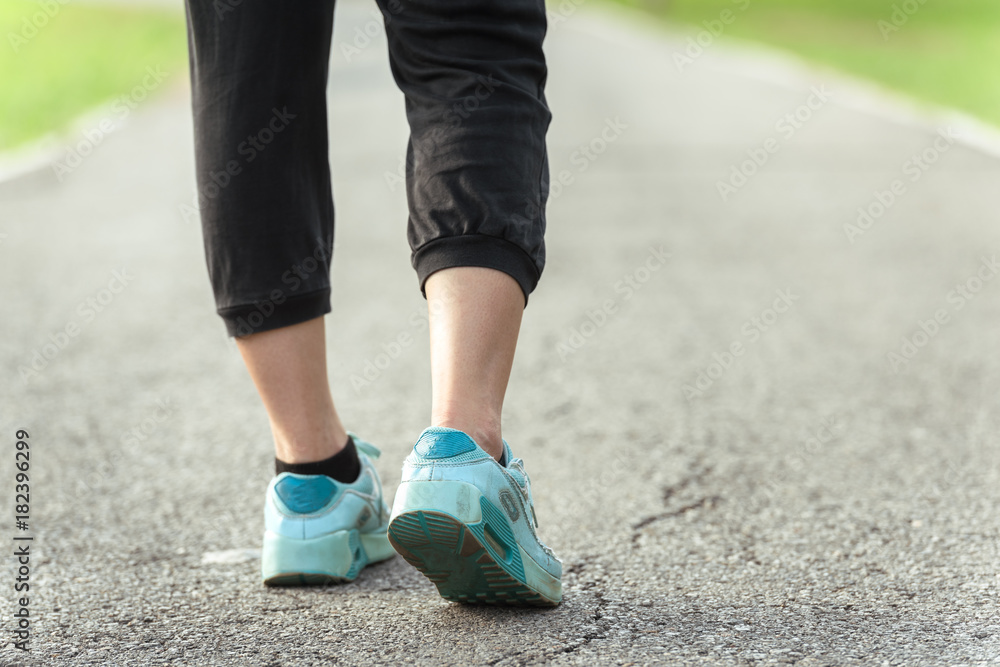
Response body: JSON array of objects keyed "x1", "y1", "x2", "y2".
[
  {"x1": 507, "y1": 459, "x2": 533, "y2": 511},
  {"x1": 507, "y1": 458, "x2": 559, "y2": 559}
]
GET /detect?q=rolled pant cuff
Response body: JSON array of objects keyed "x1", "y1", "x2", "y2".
[
  {"x1": 219, "y1": 288, "x2": 331, "y2": 338},
  {"x1": 413, "y1": 235, "x2": 541, "y2": 305}
]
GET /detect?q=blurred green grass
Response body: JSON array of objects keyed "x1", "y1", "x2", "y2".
[
  {"x1": 3, "y1": 0, "x2": 998, "y2": 152},
  {"x1": 609, "y1": 0, "x2": 1000, "y2": 127},
  {"x1": 0, "y1": 1, "x2": 186, "y2": 150}
]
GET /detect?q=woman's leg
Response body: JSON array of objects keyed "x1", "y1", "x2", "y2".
[
  {"x1": 377, "y1": 0, "x2": 551, "y2": 457},
  {"x1": 184, "y1": 0, "x2": 351, "y2": 468},
  {"x1": 234, "y1": 317, "x2": 348, "y2": 464},
  {"x1": 381, "y1": 0, "x2": 562, "y2": 605},
  {"x1": 426, "y1": 267, "x2": 524, "y2": 462}
]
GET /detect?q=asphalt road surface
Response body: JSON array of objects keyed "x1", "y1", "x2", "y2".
[{"x1": 1, "y1": 1, "x2": 999, "y2": 665}]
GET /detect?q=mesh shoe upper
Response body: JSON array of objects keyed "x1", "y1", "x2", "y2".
[
  {"x1": 397, "y1": 427, "x2": 562, "y2": 578},
  {"x1": 266, "y1": 436, "x2": 389, "y2": 540}
]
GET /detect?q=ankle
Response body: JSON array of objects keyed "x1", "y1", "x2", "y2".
[
  {"x1": 275, "y1": 434, "x2": 360, "y2": 484},
  {"x1": 272, "y1": 423, "x2": 349, "y2": 464},
  {"x1": 431, "y1": 415, "x2": 504, "y2": 462}
]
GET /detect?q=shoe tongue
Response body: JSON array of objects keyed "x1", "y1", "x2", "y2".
[
  {"x1": 414, "y1": 427, "x2": 479, "y2": 459},
  {"x1": 502, "y1": 444, "x2": 529, "y2": 488},
  {"x1": 499, "y1": 440, "x2": 512, "y2": 468}
]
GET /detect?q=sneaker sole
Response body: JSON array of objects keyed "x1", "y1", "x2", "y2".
[
  {"x1": 262, "y1": 528, "x2": 395, "y2": 586},
  {"x1": 388, "y1": 481, "x2": 561, "y2": 606}
]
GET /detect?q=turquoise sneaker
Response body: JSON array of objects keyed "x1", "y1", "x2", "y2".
[
  {"x1": 388, "y1": 427, "x2": 562, "y2": 606},
  {"x1": 261, "y1": 434, "x2": 396, "y2": 586}
]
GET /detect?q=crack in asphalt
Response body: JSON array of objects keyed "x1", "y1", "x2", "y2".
[
  {"x1": 662, "y1": 465, "x2": 714, "y2": 503},
  {"x1": 630, "y1": 463, "x2": 720, "y2": 547},
  {"x1": 560, "y1": 591, "x2": 608, "y2": 655}
]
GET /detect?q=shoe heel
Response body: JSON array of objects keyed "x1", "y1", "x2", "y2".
[
  {"x1": 390, "y1": 480, "x2": 484, "y2": 523},
  {"x1": 388, "y1": 481, "x2": 560, "y2": 606},
  {"x1": 261, "y1": 529, "x2": 366, "y2": 586}
]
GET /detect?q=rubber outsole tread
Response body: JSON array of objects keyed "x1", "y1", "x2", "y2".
[
  {"x1": 263, "y1": 573, "x2": 351, "y2": 587},
  {"x1": 388, "y1": 510, "x2": 557, "y2": 607}
]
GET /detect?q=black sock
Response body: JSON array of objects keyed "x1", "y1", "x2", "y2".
[{"x1": 275, "y1": 435, "x2": 361, "y2": 484}]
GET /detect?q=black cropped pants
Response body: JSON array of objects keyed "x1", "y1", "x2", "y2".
[{"x1": 183, "y1": 0, "x2": 551, "y2": 337}]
